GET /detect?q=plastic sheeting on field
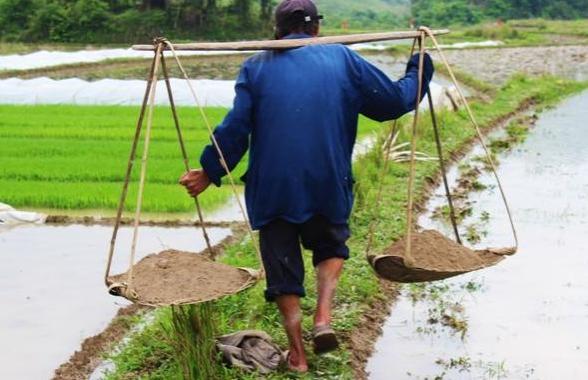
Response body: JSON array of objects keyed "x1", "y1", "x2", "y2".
[
  {"x1": 437, "y1": 40, "x2": 504, "y2": 49},
  {"x1": 0, "y1": 77, "x2": 457, "y2": 110},
  {"x1": 0, "y1": 43, "x2": 395, "y2": 71},
  {"x1": 0, "y1": 48, "x2": 251, "y2": 71},
  {"x1": 0, "y1": 203, "x2": 46, "y2": 227},
  {"x1": 0, "y1": 77, "x2": 236, "y2": 107}
]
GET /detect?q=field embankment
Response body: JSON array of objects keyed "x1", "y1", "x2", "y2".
[{"x1": 96, "y1": 75, "x2": 587, "y2": 379}]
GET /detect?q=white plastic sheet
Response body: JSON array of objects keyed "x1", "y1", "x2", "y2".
[
  {"x1": 0, "y1": 203, "x2": 46, "y2": 227},
  {"x1": 0, "y1": 76, "x2": 458, "y2": 110},
  {"x1": 0, "y1": 48, "x2": 251, "y2": 71},
  {"x1": 0, "y1": 42, "x2": 400, "y2": 71},
  {"x1": 437, "y1": 40, "x2": 504, "y2": 49},
  {"x1": 0, "y1": 77, "x2": 236, "y2": 107}
]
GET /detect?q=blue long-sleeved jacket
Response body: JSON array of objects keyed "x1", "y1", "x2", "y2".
[{"x1": 200, "y1": 33, "x2": 434, "y2": 229}]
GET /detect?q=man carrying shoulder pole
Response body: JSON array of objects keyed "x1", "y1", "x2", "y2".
[{"x1": 180, "y1": 0, "x2": 434, "y2": 372}]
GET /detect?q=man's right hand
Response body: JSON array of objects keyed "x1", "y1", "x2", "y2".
[{"x1": 179, "y1": 169, "x2": 211, "y2": 198}]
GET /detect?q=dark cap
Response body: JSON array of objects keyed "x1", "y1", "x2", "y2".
[{"x1": 275, "y1": 0, "x2": 323, "y2": 29}]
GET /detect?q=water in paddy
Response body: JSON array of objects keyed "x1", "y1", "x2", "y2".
[
  {"x1": 0, "y1": 224, "x2": 230, "y2": 380},
  {"x1": 367, "y1": 91, "x2": 588, "y2": 379}
]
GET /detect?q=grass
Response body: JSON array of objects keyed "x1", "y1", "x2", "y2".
[
  {"x1": 102, "y1": 75, "x2": 588, "y2": 379},
  {"x1": 436, "y1": 19, "x2": 588, "y2": 47},
  {"x1": 0, "y1": 104, "x2": 381, "y2": 213}
]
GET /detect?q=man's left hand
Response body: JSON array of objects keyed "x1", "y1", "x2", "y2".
[{"x1": 179, "y1": 169, "x2": 211, "y2": 198}]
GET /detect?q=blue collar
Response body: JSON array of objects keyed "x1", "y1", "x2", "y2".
[{"x1": 282, "y1": 33, "x2": 313, "y2": 40}]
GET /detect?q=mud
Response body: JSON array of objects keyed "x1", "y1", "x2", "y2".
[
  {"x1": 108, "y1": 249, "x2": 254, "y2": 306},
  {"x1": 45, "y1": 214, "x2": 240, "y2": 228}
]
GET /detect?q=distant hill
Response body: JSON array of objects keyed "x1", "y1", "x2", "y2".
[{"x1": 315, "y1": 0, "x2": 411, "y2": 29}]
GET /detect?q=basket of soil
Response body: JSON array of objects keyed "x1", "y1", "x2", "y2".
[
  {"x1": 363, "y1": 28, "x2": 519, "y2": 283},
  {"x1": 103, "y1": 41, "x2": 267, "y2": 307},
  {"x1": 107, "y1": 250, "x2": 259, "y2": 307},
  {"x1": 368, "y1": 230, "x2": 515, "y2": 283}
]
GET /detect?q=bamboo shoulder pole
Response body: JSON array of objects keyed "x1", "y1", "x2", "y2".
[{"x1": 132, "y1": 29, "x2": 450, "y2": 51}]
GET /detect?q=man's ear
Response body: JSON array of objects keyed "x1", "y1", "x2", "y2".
[{"x1": 313, "y1": 24, "x2": 320, "y2": 37}]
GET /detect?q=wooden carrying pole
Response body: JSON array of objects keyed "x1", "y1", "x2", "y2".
[{"x1": 132, "y1": 29, "x2": 450, "y2": 51}]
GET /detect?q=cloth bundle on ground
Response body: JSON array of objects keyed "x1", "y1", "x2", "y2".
[
  {"x1": 216, "y1": 330, "x2": 284, "y2": 374},
  {"x1": 0, "y1": 202, "x2": 46, "y2": 227}
]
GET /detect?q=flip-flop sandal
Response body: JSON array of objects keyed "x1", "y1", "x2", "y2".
[{"x1": 312, "y1": 325, "x2": 339, "y2": 354}]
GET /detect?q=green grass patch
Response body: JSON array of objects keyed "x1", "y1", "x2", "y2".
[
  {"x1": 439, "y1": 19, "x2": 588, "y2": 47},
  {"x1": 104, "y1": 76, "x2": 588, "y2": 379},
  {"x1": 0, "y1": 104, "x2": 380, "y2": 213}
]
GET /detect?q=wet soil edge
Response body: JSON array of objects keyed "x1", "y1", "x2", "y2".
[
  {"x1": 45, "y1": 214, "x2": 242, "y2": 229},
  {"x1": 51, "y1": 225, "x2": 248, "y2": 380},
  {"x1": 349, "y1": 98, "x2": 536, "y2": 380}
]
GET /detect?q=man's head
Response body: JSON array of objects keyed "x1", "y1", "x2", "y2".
[{"x1": 274, "y1": 0, "x2": 323, "y2": 39}]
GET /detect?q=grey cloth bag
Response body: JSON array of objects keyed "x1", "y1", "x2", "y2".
[{"x1": 216, "y1": 330, "x2": 284, "y2": 374}]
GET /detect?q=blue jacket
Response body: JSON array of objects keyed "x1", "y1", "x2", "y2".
[{"x1": 200, "y1": 33, "x2": 434, "y2": 229}]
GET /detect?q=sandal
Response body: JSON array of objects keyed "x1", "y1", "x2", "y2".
[{"x1": 312, "y1": 325, "x2": 339, "y2": 354}]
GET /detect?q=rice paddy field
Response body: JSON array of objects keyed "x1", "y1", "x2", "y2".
[{"x1": 0, "y1": 105, "x2": 381, "y2": 213}]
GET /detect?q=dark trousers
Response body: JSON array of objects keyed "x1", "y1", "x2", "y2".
[{"x1": 259, "y1": 215, "x2": 350, "y2": 302}]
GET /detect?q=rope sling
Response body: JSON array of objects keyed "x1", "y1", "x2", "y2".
[
  {"x1": 366, "y1": 27, "x2": 518, "y2": 283},
  {"x1": 104, "y1": 39, "x2": 263, "y2": 307},
  {"x1": 103, "y1": 27, "x2": 517, "y2": 307}
]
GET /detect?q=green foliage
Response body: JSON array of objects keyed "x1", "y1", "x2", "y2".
[
  {"x1": 0, "y1": 104, "x2": 380, "y2": 213},
  {"x1": 411, "y1": 0, "x2": 588, "y2": 27}
]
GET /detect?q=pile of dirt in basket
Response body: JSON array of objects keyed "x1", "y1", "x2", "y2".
[
  {"x1": 385, "y1": 230, "x2": 505, "y2": 271},
  {"x1": 108, "y1": 249, "x2": 254, "y2": 306}
]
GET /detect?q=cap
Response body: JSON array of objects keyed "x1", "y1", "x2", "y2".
[{"x1": 275, "y1": 0, "x2": 323, "y2": 29}]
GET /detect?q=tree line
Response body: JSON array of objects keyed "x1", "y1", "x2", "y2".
[
  {"x1": 411, "y1": 0, "x2": 588, "y2": 26},
  {"x1": 1, "y1": 0, "x2": 588, "y2": 43},
  {"x1": 0, "y1": 0, "x2": 277, "y2": 43}
]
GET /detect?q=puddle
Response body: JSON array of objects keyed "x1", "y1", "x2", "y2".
[
  {"x1": 367, "y1": 91, "x2": 588, "y2": 379},
  {"x1": 0, "y1": 224, "x2": 230, "y2": 380}
]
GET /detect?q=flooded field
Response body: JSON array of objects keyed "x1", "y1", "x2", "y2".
[
  {"x1": 367, "y1": 91, "x2": 588, "y2": 379},
  {"x1": 0, "y1": 224, "x2": 230, "y2": 380}
]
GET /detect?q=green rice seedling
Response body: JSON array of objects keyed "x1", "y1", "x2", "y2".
[
  {"x1": 163, "y1": 303, "x2": 218, "y2": 380},
  {"x1": 0, "y1": 105, "x2": 380, "y2": 213}
]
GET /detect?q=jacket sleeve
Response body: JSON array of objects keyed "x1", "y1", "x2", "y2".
[
  {"x1": 199, "y1": 64, "x2": 253, "y2": 186},
  {"x1": 353, "y1": 51, "x2": 434, "y2": 122}
]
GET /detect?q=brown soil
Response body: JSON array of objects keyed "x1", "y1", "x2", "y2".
[
  {"x1": 45, "y1": 214, "x2": 239, "y2": 229},
  {"x1": 108, "y1": 249, "x2": 255, "y2": 306},
  {"x1": 53, "y1": 304, "x2": 146, "y2": 380},
  {"x1": 384, "y1": 230, "x2": 503, "y2": 271}
]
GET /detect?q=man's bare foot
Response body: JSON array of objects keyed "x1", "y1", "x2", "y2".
[{"x1": 285, "y1": 350, "x2": 308, "y2": 372}]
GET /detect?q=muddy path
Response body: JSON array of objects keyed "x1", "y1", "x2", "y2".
[{"x1": 367, "y1": 90, "x2": 588, "y2": 379}]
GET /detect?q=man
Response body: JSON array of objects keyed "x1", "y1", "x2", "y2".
[{"x1": 180, "y1": 0, "x2": 434, "y2": 373}]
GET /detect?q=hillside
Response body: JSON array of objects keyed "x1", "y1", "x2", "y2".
[{"x1": 316, "y1": 0, "x2": 411, "y2": 29}]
